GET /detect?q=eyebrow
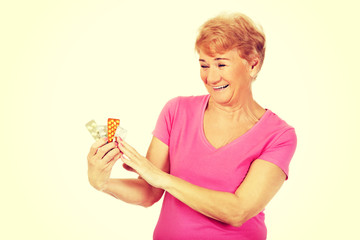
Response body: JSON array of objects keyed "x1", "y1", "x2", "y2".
[{"x1": 199, "y1": 58, "x2": 230, "y2": 62}]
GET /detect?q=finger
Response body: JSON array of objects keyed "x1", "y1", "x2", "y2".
[
  {"x1": 96, "y1": 142, "x2": 118, "y2": 159},
  {"x1": 120, "y1": 154, "x2": 134, "y2": 168},
  {"x1": 105, "y1": 154, "x2": 120, "y2": 170},
  {"x1": 119, "y1": 140, "x2": 139, "y2": 154},
  {"x1": 103, "y1": 147, "x2": 120, "y2": 163},
  {"x1": 110, "y1": 152, "x2": 122, "y2": 164},
  {"x1": 104, "y1": 152, "x2": 121, "y2": 171},
  {"x1": 115, "y1": 136, "x2": 123, "y2": 143},
  {"x1": 118, "y1": 140, "x2": 140, "y2": 159},
  {"x1": 114, "y1": 151, "x2": 122, "y2": 160},
  {"x1": 122, "y1": 163, "x2": 137, "y2": 173},
  {"x1": 88, "y1": 137, "x2": 108, "y2": 158},
  {"x1": 118, "y1": 143, "x2": 137, "y2": 160},
  {"x1": 115, "y1": 137, "x2": 123, "y2": 154}
]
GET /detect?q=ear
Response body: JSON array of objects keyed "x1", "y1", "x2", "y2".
[
  {"x1": 251, "y1": 59, "x2": 258, "y2": 69},
  {"x1": 249, "y1": 57, "x2": 260, "y2": 79}
]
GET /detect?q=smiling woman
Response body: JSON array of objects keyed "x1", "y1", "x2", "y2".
[
  {"x1": 87, "y1": 12, "x2": 297, "y2": 240},
  {"x1": 198, "y1": 49, "x2": 261, "y2": 120}
]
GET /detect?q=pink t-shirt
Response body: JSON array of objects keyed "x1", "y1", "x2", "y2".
[{"x1": 152, "y1": 95, "x2": 297, "y2": 240}]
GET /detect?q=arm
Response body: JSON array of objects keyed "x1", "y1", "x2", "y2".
[
  {"x1": 87, "y1": 136, "x2": 169, "y2": 207},
  {"x1": 163, "y1": 159, "x2": 285, "y2": 227},
  {"x1": 118, "y1": 140, "x2": 285, "y2": 226}
]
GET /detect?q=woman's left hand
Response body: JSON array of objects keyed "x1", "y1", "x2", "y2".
[{"x1": 116, "y1": 137, "x2": 168, "y2": 189}]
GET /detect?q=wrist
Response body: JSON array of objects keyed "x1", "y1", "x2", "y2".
[
  {"x1": 159, "y1": 172, "x2": 172, "y2": 190},
  {"x1": 89, "y1": 177, "x2": 109, "y2": 192},
  {"x1": 98, "y1": 180, "x2": 110, "y2": 192},
  {"x1": 97, "y1": 179, "x2": 120, "y2": 199}
]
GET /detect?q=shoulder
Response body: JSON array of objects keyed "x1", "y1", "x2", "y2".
[
  {"x1": 163, "y1": 94, "x2": 209, "y2": 112},
  {"x1": 261, "y1": 109, "x2": 297, "y2": 146},
  {"x1": 177, "y1": 94, "x2": 208, "y2": 105},
  {"x1": 264, "y1": 109, "x2": 295, "y2": 132}
]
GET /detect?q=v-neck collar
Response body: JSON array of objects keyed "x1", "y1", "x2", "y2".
[{"x1": 199, "y1": 94, "x2": 270, "y2": 151}]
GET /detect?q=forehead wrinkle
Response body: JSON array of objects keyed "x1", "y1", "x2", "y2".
[
  {"x1": 215, "y1": 58, "x2": 230, "y2": 61},
  {"x1": 198, "y1": 57, "x2": 230, "y2": 63}
]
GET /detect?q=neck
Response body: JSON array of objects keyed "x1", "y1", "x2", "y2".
[{"x1": 207, "y1": 91, "x2": 263, "y2": 123}]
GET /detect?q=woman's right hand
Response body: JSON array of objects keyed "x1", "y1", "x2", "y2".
[{"x1": 87, "y1": 138, "x2": 121, "y2": 191}]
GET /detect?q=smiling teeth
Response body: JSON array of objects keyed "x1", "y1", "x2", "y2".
[{"x1": 213, "y1": 84, "x2": 229, "y2": 90}]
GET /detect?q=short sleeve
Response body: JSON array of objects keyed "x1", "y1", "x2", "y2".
[
  {"x1": 257, "y1": 128, "x2": 297, "y2": 180},
  {"x1": 152, "y1": 97, "x2": 180, "y2": 146}
]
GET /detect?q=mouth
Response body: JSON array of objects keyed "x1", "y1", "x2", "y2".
[{"x1": 213, "y1": 84, "x2": 229, "y2": 91}]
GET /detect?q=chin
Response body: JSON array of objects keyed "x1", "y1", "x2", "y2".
[{"x1": 209, "y1": 92, "x2": 232, "y2": 106}]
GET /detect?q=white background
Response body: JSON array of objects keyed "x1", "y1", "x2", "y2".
[{"x1": 1, "y1": 0, "x2": 359, "y2": 239}]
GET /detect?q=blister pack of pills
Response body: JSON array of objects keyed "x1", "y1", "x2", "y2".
[
  {"x1": 114, "y1": 125, "x2": 127, "y2": 140},
  {"x1": 97, "y1": 125, "x2": 108, "y2": 139},
  {"x1": 107, "y1": 118, "x2": 120, "y2": 142},
  {"x1": 85, "y1": 120, "x2": 101, "y2": 141},
  {"x1": 85, "y1": 118, "x2": 127, "y2": 142}
]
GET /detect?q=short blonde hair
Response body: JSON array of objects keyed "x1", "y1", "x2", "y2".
[{"x1": 195, "y1": 13, "x2": 266, "y2": 70}]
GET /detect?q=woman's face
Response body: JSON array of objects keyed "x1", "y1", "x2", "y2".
[{"x1": 199, "y1": 48, "x2": 254, "y2": 107}]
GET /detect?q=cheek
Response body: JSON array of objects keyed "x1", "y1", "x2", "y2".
[
  {"x1": 230, "y1": 66, "x2": 249, "y2": 83},
  {"x1": 200, "y1": 70, "x2": 207, "y2": 83}
]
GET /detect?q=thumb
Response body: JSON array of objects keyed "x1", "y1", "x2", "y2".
[
  {"x1": 106, "y1": 153, "x2": 121, "y2": 169},
  {"x1": 122, "y1": 163, "x2": 138, "y2": 174}
]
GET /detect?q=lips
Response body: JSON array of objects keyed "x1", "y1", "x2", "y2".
[{"x1": 213, "y1": 84, "x2": 229, "y2": 90}]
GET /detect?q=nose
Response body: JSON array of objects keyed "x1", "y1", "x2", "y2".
[{"x1": 205, "y1": 67, "x2": 221, "y2": 85}]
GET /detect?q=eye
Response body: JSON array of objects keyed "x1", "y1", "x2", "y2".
[
  {"x1": 218, "y1": 64, "x2": 226, "y2": 68},
  {"x1": 201, "y1": 65, "x2": 209, "y2": 69}
]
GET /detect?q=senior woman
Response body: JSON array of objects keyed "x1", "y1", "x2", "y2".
[{"x1": 87, "y1": 13, "x2": 297, "y2": 240}]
